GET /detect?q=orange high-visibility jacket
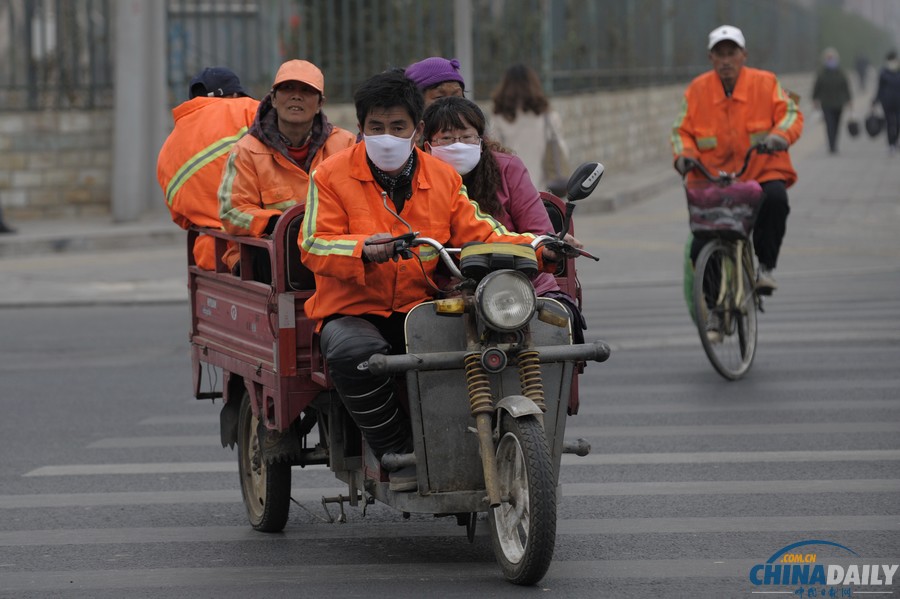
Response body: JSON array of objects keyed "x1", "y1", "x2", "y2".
[
  {"x1": 218, "y1": 117, "x2": 355, "y2": 270},
  {"x1": 671, "y1": 67, "x2": 803, "y2": 187},
  {"x1": 157, "y1": 96, "x2": 259, "y2": 269},
  {"x1": 300, "y1": 143, "x2": 547, "y2": 324}
]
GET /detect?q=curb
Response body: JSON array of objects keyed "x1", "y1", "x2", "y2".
[{"x1": 0, "y1": 226, "x2": 184, "y2": 259}]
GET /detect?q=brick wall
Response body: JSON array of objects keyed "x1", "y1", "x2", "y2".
[
  {"x1": 0, "y1": 110, "x2": 113, "y2": 219},
  {"x1": 0, "y1": 74, "x2": 812, "y2": 220}
]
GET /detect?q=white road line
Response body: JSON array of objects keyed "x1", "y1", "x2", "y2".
[
  {"x1": 1, "y1": 479, "x2": 897, "y2": 509},
  {"x1": 0, "y1": 516, "x2": 897, "y2": 548},
  {"x1": 566, "y1": 421, "x2": 900, "y2": 437},
  {"x1": 23, "y1": 462, "x2": 239, "y2": 476},
  {"x1": 574, "y1": 399, "x2": 900, "y2": 415},
  {"x1": 561, "y1": 449, "x2": 900, "y2": 465},
  {"x1": 3, "y1": 558, "x2": 897, "y2": 592},
  {"x1": 88, "y1": 436, "x2": 221, "y2": 448},
  {"x1": 561, "y1": 479, "x2": 900, "y2": 496},
  {"x1": 139, "y1": 414, "x2": 218, "y2": 425},
  {"x1": 26, "y1": 449, "x2": 899, "y2": 477}
]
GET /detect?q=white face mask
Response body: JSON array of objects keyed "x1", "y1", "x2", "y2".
[
  {"x1": 430, "y1": 142, "x2": 482, "y2": 176},
  {"x1": 363, "y1": 133, "x2": 416, "y2": 172}
]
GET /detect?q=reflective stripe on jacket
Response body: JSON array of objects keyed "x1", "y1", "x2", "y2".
[
  {"x1": 156, "y1": 96, "x2": 259, "y2": 269},
  {"x1": 671, "y1": 67, "x2": 803, "y2": 187},
  {"x1": 300, "y1": 143, "x2": 543, "y2": 324},
  {"x1": 218, "y1": 113, "x2": 355, "y2": 270}
]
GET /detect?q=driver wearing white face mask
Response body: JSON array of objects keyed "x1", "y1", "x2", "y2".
[{"x1": 299, "y1": 69, "x2": 561, "y2": 492}]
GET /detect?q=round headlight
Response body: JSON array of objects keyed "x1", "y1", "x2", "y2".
[{"x1": 474, "y1": 271, "x2": 536, "y2": 331}]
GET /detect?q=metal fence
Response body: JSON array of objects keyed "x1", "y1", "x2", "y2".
[
  {"x1": 0, "y1": 0, "x2": 114, "y2": 110},
  {"x1": 1, "y1": 0, "x2": 821, "y2": 111}
]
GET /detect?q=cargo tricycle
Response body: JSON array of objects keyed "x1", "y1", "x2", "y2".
[{"x1": 185, "y1": 163, "x2": 610, "y2": 585}]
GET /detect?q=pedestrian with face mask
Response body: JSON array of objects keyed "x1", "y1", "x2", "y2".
[
  {"x1": 812, "y1": 47, "x2": 852, "y2": 154},
  {"x1": 299, "y1": 69, "x2": 562, "y2": 492}
]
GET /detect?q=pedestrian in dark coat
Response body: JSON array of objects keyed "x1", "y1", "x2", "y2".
[
  {"x1": 872, "y1": 50, "x2": 900, "y2": 154},
  {"x1": 812, "y1": 48, "x2": 852, "y2": 154}
]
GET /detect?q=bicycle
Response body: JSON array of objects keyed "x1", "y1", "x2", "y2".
[{"x1": 682, "y1": 145, "x2": 770, "y2": 380}]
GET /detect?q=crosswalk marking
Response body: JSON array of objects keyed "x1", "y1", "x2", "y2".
[
  {"x1": 3, "y1": 479, "x2": 898, "y2": 509},
  {"x1": 1, "y1": 515, "x2": 898, "y2": 548}
]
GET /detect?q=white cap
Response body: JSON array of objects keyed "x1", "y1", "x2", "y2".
[{"x1": 708, "y1": 25, "x2": 745, "y2": 50}]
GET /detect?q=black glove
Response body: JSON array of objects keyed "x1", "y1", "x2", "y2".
[
  {"x1": 674, "y1": 156, "x2": 694, "y2": 176},
  {"x1": 764, "y1": 133, "x2": 789, "y2": 152}
]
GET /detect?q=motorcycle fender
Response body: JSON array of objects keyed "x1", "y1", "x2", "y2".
[{"x1": 495, "y1": 395, "x2": 543, "y2": 419}]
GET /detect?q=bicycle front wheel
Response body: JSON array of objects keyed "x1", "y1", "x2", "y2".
[{"x1": 692, "y1": 239, "x2": 758, "y2": 380}]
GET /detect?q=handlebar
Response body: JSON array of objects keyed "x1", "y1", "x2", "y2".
[
  {"x1": 683, "y1": 144, "x2": 772, "y2": 184},
  {"x1": 363, "y1": 232, "x2": 597, "y2": 281},
  {"x1": 531, "y1": 234, "x2": 600, "y2": 262}
]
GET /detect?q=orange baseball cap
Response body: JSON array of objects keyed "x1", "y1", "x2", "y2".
[{"x1": 272, "y1": 60, "x2": 324, "y2": 94}]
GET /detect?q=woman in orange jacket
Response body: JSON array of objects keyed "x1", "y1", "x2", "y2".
[{"x1": 218, "y1": 59, "x2": 355, "y2": 272}]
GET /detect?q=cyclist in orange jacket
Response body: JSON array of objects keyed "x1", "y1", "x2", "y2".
[
  {"x1": 671, "y1": 25, "x2": 803, "y2": 293},
  {"x1": 157, "y1": 67, "x2": 258, "y2": 270}
]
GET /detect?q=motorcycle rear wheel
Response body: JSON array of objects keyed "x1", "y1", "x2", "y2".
[
  {"x1": 237, "y1": 391, "x2": 291, "y2": 532},
  {"x1": 488, "y1": 414, "x2": 557, "y2": 585}
]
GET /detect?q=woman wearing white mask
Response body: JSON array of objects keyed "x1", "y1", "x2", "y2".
[{"x1": 423, "y1": 96, "x2": 586, "y2": 341}]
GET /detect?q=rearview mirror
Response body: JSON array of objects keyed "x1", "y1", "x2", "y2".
[{"x1": 565, "y1": 162, "x2": 604, "y2": 202}]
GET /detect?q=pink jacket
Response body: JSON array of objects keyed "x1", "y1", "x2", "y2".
[{"x1": 490, "y1": 151, "x2": 560, "y2": 296}]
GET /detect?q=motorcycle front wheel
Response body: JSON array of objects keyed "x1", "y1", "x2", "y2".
[
  {"x1": 237, "y1": 391, "x2": 291, "y2": 532},
  {"x1": 488, "y1": 414, "x2": 557, "y2": 585}
]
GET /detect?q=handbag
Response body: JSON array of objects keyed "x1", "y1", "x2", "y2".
[
  {"x1": 541, "y1": 112, "x2": 570, "y2": 196},
  {"x1": 846, "y1": 118, "x2": 860, "y2": 138},
  {"x1": 865, "y1": 111, "x2": 885, "y2": 137}
]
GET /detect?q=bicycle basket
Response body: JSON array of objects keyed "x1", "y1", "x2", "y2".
[{"x1": 684, "y1": 179, "x2": 764, "y2": 239}]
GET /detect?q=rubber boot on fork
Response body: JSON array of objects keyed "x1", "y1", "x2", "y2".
[{"x1": 321, "y1": 317, "x2": 416, "y2": 491}]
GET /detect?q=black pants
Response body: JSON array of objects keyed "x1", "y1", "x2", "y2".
[
  {"x1": 885, "y1": 105, "x2": 900, "y2": 147},
  {"x1": 320, "y1": 314, "x2": 410, "y2": 460},
  {"x1": 822, "y1": 107, "x2": 843, "y2": 153},
  {"x1": 692, "y1": 180, "x2": 790, "y2": 271}
]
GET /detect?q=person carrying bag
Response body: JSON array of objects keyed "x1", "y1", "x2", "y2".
[{"x1": 542, "y1": 111, "x2": 570, "y2": 196}]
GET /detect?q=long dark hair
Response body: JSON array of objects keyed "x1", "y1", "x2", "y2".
[
  {"x1": 423, "y1": 96, "x2": 505, "y2": 218},
  {"x1": 490, "y1": 63, "x2": 549, "y2": 122}
]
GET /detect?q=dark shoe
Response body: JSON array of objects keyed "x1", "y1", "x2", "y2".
[
  {"x1": 0, "y1": 224, "x2": 15, "y2": 234},
  {"x1": 389, "y1": 465, "x2": 417, "y2": 492}
]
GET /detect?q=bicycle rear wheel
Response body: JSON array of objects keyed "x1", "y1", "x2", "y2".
[{"x1": 692, "y1": 240, "x2": 758, "y2": 380}]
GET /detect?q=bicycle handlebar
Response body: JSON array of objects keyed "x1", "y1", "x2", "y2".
[{"x1": 683, "y1": 144, "x2": 772, "y2": 184}]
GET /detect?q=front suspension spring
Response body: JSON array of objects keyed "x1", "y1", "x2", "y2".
[
  {"x1": 464, "y1": 352, "x2": 494, "y2": 415},
  {"x1": 517, "y1": 349, "x2": 546, "y2": 412}
]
